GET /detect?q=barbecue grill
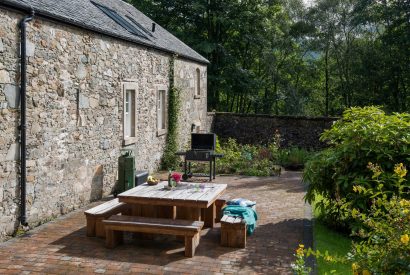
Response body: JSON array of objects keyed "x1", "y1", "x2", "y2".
[{"x1": 176, "y1": 133, "x2": 223, "y2": 181}]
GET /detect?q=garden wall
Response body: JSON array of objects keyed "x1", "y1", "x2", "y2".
[{"x1": 209, "y1": 112, "x2": 338, "y2": 149}]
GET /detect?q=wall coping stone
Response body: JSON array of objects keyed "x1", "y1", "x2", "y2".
[{"x1": 213, "y1": 112, "x2": 339, "y2": 122}]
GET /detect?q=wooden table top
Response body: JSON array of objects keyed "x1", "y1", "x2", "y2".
[{"x1": 118, "y1": 181, "x2": 227, "y2": 208}]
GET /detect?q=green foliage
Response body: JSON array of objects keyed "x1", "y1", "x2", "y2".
[
  {"x1": 277, "y1": 147, "x2": 311, "y2": 169},
  {"x1": 216, "y1": 138, "x2": 280, "y2": 176},
  {"x1": 129, "y1": 0, "x2": 409, "y2": 116},
  {"x1": 304, "y1": 106, "x2": 410, "y2": 230},
  {"x1": 162, "y1": 56, "x2": 181, "y2": 170},
  {"x1": 294, "y1": 165, "x2": 410, "y2": 274},
  {"x1": 314, "y1": 221, "x2": 352, "y2": 275},
  {"x1": 347, "y1": 164, "x2": 410, "y2": 274},
  {"x1": 206, "y1": 137, "x2": 312, "y2": 176},
  {"x1": 292, "y1": 244, "x2": 311, "y2": 275}
]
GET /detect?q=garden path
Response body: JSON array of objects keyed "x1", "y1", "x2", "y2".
[{"x1": 0, "y1": 171, "x2": 310, "y2": 274}]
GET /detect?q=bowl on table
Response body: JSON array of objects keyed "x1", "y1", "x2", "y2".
[{"x1": 147, "y1": 176, "x2": 160, "y2": 185}]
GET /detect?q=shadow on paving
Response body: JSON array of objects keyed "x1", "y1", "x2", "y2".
[
  {"x1": 49, "y1": 218, "x2": 307, "y2": 273},
  {"x1": 50, "y1": 226, "x2": 237, "y2": 265}
]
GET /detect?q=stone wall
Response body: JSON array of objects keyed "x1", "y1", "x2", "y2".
[
  {"x1": 0, "y1": 8, "x2": 208, "y2": 240},
  {"x1": 211, "y1": 113, "x2": 338, "y2": 149},
  {"x1": 174, "y1": 59, "x2": 208, "y2": 149}
]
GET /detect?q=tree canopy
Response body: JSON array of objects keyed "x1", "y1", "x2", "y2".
[{"x1": 129, "y1": 0, "x2": 410, "y2": 116}]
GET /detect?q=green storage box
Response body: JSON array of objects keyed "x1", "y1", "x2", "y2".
[{"x1": 116, "y1": 149, "x2": 135, "y2": 196}]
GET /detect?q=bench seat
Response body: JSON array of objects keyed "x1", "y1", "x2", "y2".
[
  {"x1": 84, "y1": 198, "x2": 129, "y2": 238},
  {"x1": 103, "y1": 215, "x2": 204, "y2": 257}
]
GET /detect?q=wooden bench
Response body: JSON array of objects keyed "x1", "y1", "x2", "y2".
[
  {"x1": 103, "y1": 215, "x2": 204, "y2": 257},
  {"x1": 220, "y1": 215, "x2": 247, "y2": 248},
  {"x1": 84, "y1": 198, "x2": 129, "y2": 238}
]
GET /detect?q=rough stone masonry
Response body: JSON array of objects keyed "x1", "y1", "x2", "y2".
[{"x1": 0, "y1": 8, "x2": 208, "y2": 240}]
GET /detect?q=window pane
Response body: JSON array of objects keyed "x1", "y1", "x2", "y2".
[
  {"x1": 125, "y1": 89, "x2": 136, "y2": 138},
  {"x1": 161, "y1": 91, "x2": 166, "y2": 129},
  {"x1": 196, "y1": 69, "x2": 200, "y2": 96},
  {"x1": 158, "y1": 90, "x2": 166, "y2": 131},
  {"x1": 130, "y1": 90, "x2": 135, "y2": 137}
]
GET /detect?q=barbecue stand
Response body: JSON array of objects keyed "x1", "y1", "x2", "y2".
[
  {"x1": 176, "y1": 151, "x2": 223, "y2": 181},
  {"x1": 176, "y1": 133, "x2": 223, "y2": 181}
]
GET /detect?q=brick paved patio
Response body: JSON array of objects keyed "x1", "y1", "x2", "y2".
[{"x1": 0, "y1": 171, "x2": 310, "y2": 274}]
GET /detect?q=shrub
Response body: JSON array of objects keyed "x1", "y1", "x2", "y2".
[
  {"x1": 304, "y1": 106, "x2": 410, "y2": 230},
  {"x1": 295, "y1": 164, "x2": 409, "y2": 274},
  {"x1": 277, "y1": 147, "x2": 311, "y2": 170},
  {"x1": 346, "y1": 163, "x2": 410, "y2": 274},
  {"x1": 215, "y1": 138, "x2": 281, "y2": 176}
]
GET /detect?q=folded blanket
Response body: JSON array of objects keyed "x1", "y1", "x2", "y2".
[
  {"x1": 222, "y1": 205, "x2": 258, "y2": 235},
  {"x1": 227, "y1": 198, "x2": 256, "y2": 207}
]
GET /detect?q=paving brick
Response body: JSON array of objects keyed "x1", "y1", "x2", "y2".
[{"x1": 0, "y1": 172, "x2": 308, "y2": 274}]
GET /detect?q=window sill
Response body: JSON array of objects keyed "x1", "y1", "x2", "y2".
[
  {"x1": 123, "y1": 137, "x2": 137, "y2": 146},
  {"x1": 157, "y1": 129, "x2": 167, "y2": 137},
  {"x1": 194, "y1": 95, "x2": 201, "y2": 99}
]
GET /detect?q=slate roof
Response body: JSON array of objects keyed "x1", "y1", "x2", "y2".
[{"x1": 1, "y1": 0, "x2": 209, "y2": 64}]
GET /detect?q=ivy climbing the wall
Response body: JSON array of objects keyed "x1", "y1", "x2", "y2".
[{"x1": 162, "y1": 55, "x2": 181, "y2": 170}]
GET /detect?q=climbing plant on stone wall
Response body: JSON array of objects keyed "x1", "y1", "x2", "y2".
[{"x1": 162, "y1": 55, "x2": 181, "y2": 170}]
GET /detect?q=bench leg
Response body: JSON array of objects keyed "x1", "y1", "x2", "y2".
[
  {"x1": 204, "y1": 203, "x2": 216, "y2": 228},
  {"x1": 185, "y1": 233, "x2": 200, "y2": 257},
  {"x1": 221, "y1": 224, "x2": 247, "y2": 248},
  {"x1": 86, "y1": 217, "x2": 96, "y2": 237},
  {"x1": 105, "y1": 229, "x2": 123, "y2": 249},
  {"x1": 95, "y1": 218, "x2": 106, "y2": 238}
]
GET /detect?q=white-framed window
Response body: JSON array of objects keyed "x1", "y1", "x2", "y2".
[
  {"x1": 122, "y1": 82, "x2": 138, "y2": 145},
  {"x1": 157, "y1": 85, "x2": 167, "y2": 136},
  {"x1": 194, "y1": 68, "x2": 201, "y2": 98}
]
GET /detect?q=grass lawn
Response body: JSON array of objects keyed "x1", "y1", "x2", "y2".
[{"x1": 314, "y1": 220, "x2": 352, "y2": 274}]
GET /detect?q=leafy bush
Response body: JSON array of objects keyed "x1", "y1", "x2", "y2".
[
  {"x1": 304, "y1": 106, "x2": 410, "y2": 230},
  {"x1": 277, "y1": 147, "x2": 311, "y2": 169},
  {"x1": 295, "y1": 163, "x2": 410, "y2": 274},
  {"x1": 348, "y1": 163, "x2": 410, "y2": 274},
  {"x1": 190, "y1": 136, "x2": 313, "y2": 176},
  {"x1": 216, "y1": 138, "x2": 280, "y2": 176}
]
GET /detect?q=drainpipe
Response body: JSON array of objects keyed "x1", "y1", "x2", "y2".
[{"x1": 19, "y1": 10, "x2": 35, "y2": 227}]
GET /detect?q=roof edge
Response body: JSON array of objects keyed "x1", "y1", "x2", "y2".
[{"x1": 0, "y1": 2, "x2": 210, "y2": 65}]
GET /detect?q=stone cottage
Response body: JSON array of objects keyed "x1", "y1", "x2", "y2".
[{"x1": 0, "y1": 0, "x2": 209, "y2": 240}]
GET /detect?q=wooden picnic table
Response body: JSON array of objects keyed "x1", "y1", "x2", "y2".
[{"x1": 117, "y1": 181, "x2": 227, "y2": 228}]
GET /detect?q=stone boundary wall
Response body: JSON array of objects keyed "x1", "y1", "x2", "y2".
[{"x1": 208, "y1": 112, "x2": 338, "y2": 149}]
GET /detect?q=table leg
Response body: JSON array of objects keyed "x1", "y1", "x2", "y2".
[
  {"x1": 204, "y1": 203, "x2": 216, "y2": 228},
  {"x1": 176, "y1": 206, "x2": 201, "y2": 242}
]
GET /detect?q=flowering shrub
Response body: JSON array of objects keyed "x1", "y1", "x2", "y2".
[
  {"x1": 304, "y1": 106, "x2": 410, "y2": 231},
  {"x1": 291, "y1": 244, "x2": 311, "y2": 275},
  {"x1": 295, "y1": 163, "x2": 410, "y2": 274},
  {"x1": 347, "y1": 163, "x2": 410, "y2": 274},
  {"x1": 292, "y1": 244, "x2": 345, "y2": 275}
]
